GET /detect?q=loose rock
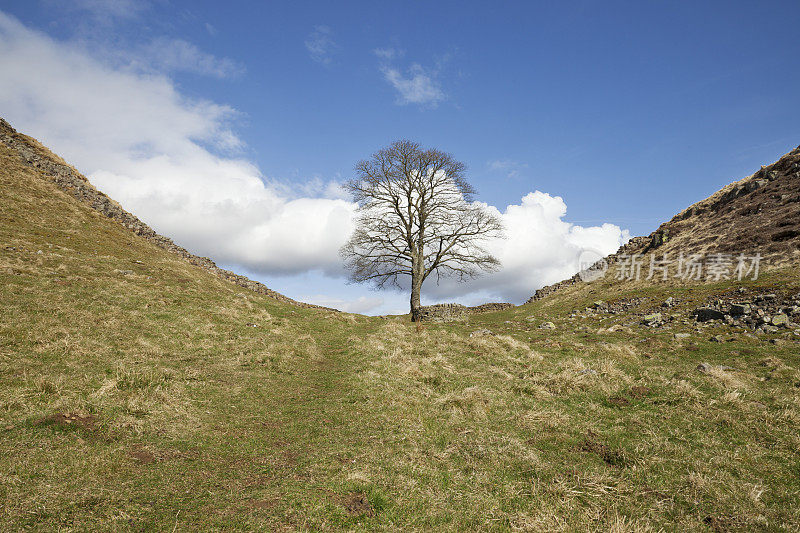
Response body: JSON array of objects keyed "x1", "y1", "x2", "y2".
[{"x1": 695, "y1": 308, "x2": 725, "y2": 322}]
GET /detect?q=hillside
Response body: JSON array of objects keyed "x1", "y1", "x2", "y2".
[
  {"x1": 2, "y1": 123, "x2": 800, "y2": 530},
  {"x1": 530, "y1": 145, "x2": 800, "y2": 302},
  {"x1": 0, "y1": 118, "x2": 325, "y2": 309}
]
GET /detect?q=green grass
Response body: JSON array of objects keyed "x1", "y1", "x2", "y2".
[{"x1": 2, "y1": 143, "x2": 800, "y2": 530}]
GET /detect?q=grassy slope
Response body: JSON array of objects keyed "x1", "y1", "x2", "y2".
[{"x1": 2, "y1": 142, "x2": 800, "y2": 531}]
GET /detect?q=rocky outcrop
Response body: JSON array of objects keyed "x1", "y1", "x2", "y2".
[
  {"x1": 0, "y1": 118, "x2": 330, "y2": 310},
  {"x1": 526, "y1": 236, "x2": 650, "y2": 303},
  {"x1": 527, "y1": 144, "x2": 800, "y2": 303}
]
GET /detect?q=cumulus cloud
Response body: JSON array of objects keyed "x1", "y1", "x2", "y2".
[
  {"x1": 436, "y1": 192, "x2": 629, "y2": 302},
  {"x1": 0, "y1": 11, "x2": 629, "y2": 312},
  {"x1": 0, "y1": 11, "x2": 352, "y2": 277},
  {"x1": 374, "y1": 192, "x2": 629, "y2": 304},
  {"x1": 305, "y1": 25, "x2": 338, "y2": 65}
]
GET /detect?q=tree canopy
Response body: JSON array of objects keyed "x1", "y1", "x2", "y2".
[{"x1": 340, "y1": 140, "x2": 503, "y2": 320}]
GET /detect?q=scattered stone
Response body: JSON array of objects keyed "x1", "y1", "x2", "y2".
[
  {"x1": 114, "y1": 269, "x2": 134, "y2": 276},
  {"x1": 539, "y1": 322, "x2": 556, "y2": 330},
  {"x1": 697, "y1": 362, "x2": 713, "y2": 373},
  {"x1": 769, "y1": 338, "x2": 786, "y2": 346},
  {"x1": 729, "y1": 303, "x2": 751, "y2": 316},
  {"x1": 578, "y1": 368, "x2": 598, "y2": 376},
  {"x1": 710, "y1": 335, "x2": 725, "y2": 343},
  {"x1": 525, "y1": 316, "x2": 537, "y2": 322},
  {"x1": 695, "y1": 308, "x2": 725, "y2": 322},
  {"x1": 641, "y1": 312, "x2": 662, "y2": 326},
  {"x1": 469, "y1": 329, "x2": 494, "y2": 338},
  {"x1": 698, "y1": 362, "x2": 735, "y2": 373},
  {"x1": 663, "y1": 297, "x2": 675, "y2": 308},
  {"x1": 674, "y1": 333, "x2": 691, "y2": 340},
  {"x1": 771, "y1": 314, "x2": 789, "y2": 327},
  {"x1": 36, "y1": 250, "x2": 43, "y2": 255},
  {"x1": 245, "y1": 323, "x2": 258, "y2": 328}
]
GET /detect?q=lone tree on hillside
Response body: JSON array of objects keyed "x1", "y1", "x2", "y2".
[{"x1": 340, "y1": 140, "x2": 504, "y2": 321}]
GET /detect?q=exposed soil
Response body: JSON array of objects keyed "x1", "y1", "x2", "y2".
[
  {"x1": 129, "y1": 448, "x2": 157, "y2": 464},
  {"x1": 246, "y1": 499, "x2": 280, "y2": 510},
  {"x1": 342, "y1": 492, "x2": 374, "y2": 516},
  {"x1": 608, "y1": 396, "x2": 630, "y2": 407},
  {"x1": 579, "y1": 431, "x2": 628, "y2": 468},
  {"x1": 40, "y1": 412, "x2": 98, "y2": 431}
]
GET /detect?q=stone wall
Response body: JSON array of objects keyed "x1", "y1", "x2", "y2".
[
  {"x1": 418, "y1": 302, "x2": 516, "y2": 321},
  {"x1": 468, "y1": 302, "x2": 515, "y2": 313},
  {"x1": 418, "y1": 304, "x2": 469, "y2": 322}
]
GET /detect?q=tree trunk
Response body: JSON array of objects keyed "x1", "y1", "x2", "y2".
[
  {"x1": 410, "y1": 270, "x2": 422, "y2": 322},
  {"x1": 410, "y1": 250, "x2": 423, "y2": 321}
]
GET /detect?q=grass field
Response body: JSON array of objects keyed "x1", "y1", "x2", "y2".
[{"x1": 2, "y1": 142, "x2": 800, "y2": 531}]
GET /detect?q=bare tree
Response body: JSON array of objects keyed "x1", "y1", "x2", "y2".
[{"x1": 341, "y1": 140, "x2": 504, "y2": 321}]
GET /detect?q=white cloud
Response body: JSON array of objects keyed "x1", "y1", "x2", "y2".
[
  {"x1": 58, "y1": 0, "x2": 146, "y2": 23},
  {"x1": 0, "y1": 11, "x2": 629, "y2": 312},
  {"x1": 0, "y1": 11, "x2": 352, "y2": 278},
  {"x1": 305, "y1": 25, "x2": 338, "y2": 65},
  {"x1": 380, "y1": 64, "x2": 444, "y2": 106},
  {"x1": 375, "y1": 46, "x2": 446, "y2": 107},
  {"x1": 384, "y1": 192, "x2": 629, "y2": 304},
  {"x1": 303, "y1": 295, "x2": 385, "y2": 314},
  {"x1": 373, "y1": 47, "x2": 402, "y2": 61},
  {"x1": 488, "y1": 159, "x2": 529, "y2": 179},
  {"x1": 138, "y1": 38, "x2": 245, "y2": 78}
]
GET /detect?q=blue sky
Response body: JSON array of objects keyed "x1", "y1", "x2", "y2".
[{"x1": 2, "y1": 1, "x2": 799, "y2": 314}]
